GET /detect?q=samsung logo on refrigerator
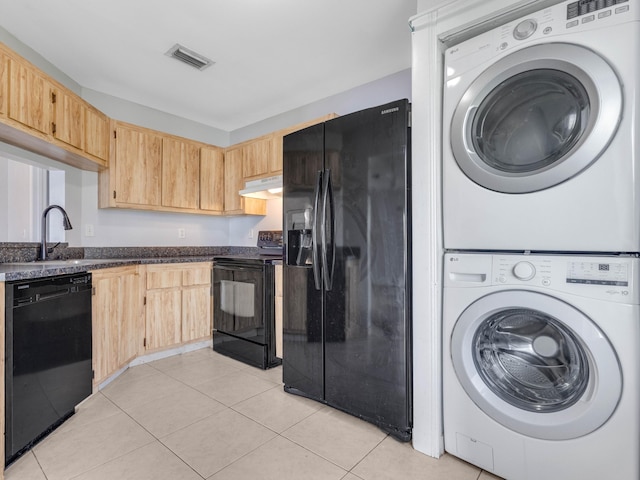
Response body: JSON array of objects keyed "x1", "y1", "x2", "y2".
[{"x1": 381, "y1": 107, "x2": 399, "y2": 115}]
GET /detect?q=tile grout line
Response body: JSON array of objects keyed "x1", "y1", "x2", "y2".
[{"x1": 101, "y1": 384, "x2": 209, "y2": 480}]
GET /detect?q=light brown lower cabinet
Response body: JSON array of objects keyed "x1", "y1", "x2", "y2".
[
  {"x1": 91, "y1": 262, "x2": 212, "y2": 385},
  {"x1": 91, "y1": 266, "x2": 144, "y2": 388},
  {"x1": 144, "y1": 262, "x2": 212, "y2": 352}
]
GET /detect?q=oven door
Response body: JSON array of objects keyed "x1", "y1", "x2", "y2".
[{"x1": 213, "y1": 262, "x2": 270, "y2": 367}]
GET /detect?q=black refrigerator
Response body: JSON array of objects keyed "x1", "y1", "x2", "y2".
[{"x1": 282, "y1": 99, "x2": 412, "y2": 441}]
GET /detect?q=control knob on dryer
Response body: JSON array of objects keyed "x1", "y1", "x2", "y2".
[{"x1": 513, "y1": 261, "x2": 536, "y2": 281}]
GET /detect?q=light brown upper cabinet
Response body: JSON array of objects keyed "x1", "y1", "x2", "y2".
[
  {"x1": 0, "y1": 50, "x2": 8, "y2": 116},
  {"x1": 242, "y1": 136, "x2": 275, "y2": 179},
  {"x1": 200, "y1": 146, "x2": 224, "y2": 213},
  {"x1": 99, "y1": 121, "x2": 227, "y2": 216},
  {"x1": 109, "y1": 121, "x2": 163, "y2": 207},
  {"x1": 51, "y1": 87, "x2": 84, "y2": 150},
  {"x1": 84, "y1": 105, "x2": 110, "y2": 164},
  {"x1": 8, "y1": 56, "x2": 51, "y2": 136},
  {"x1": 224, "y1": 146, "x2": 266, "y2": 216},
  {"x1": 0, "y1": 43, "x2": 108, "y2": 171},
  {"x1": 51, "y1": 86, "x2": 109, "y2": 167},
  {"x1": 162, "y1": 137, "x2": 200, "y2": 210}
]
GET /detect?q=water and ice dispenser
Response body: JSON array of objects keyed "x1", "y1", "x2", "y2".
[{"x1": 286, "y1": 207, "x2": 314, "y2": 266}]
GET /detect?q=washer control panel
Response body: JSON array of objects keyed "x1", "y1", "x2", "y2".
[
  {"x1": 494, "y1": 256, "x2": 553, "y2": 287},
  {"x1": 567, "y1": 260, "x2": 629, "y2": 286},
  {"x1": 444, "y1": 254, "x2": 639, "y2": 303}
]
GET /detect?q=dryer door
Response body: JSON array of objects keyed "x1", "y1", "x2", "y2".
[
  {"x1": 451, "y1": 290, "x2": 621, "y2": 440},
  {"x1": 450, "y1": 43, "x2": 622, "y2": 193}
]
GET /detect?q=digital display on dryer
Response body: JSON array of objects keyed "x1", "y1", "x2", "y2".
[{"x1": 566, "y1": 261, "x2": 629, "y2": 286}]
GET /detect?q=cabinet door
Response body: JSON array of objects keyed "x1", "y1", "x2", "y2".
[
  {"x1": 119, "y1": 268, "x2": 143, "y2": 364},
  {"x1": 0, "y1": 51, "x2": 8, "y2": 115},
  {"x1": 8, "y1": 57, "x2": 50, "y2": 135},
  {"x1": 114, "y1": 124, "x2": 162, "y2": 206},
  {"x1": 182, "y1": 285, "x2": 212, "y2": 342},
  {"x1": 84, "y1": 106, "x2": 109, "y2": 163},
  {"x1": 224, "y1": 147, "x2": 244, "y2": 213},
  {"x1": 162, "y1": 137, "x2": 200, "y2": 209},
  {"x1": 52, "y1": 88, "x2": 84, "y2": 150},
  {"x1": 242, "y1": 137, "x2": 272, "y2": 178},
  {"x1": 145, "y1": 288, "x2": 182, "y2": 350},
  {"x1": 270, "y1": 134, "x2": 283, "y2": 174},
  {"x1": 91, "y1": 272, "x2": 121, "y2": 385},
  {"x1": 200, "y1": 146, "x2": 224, "y2": 213}
]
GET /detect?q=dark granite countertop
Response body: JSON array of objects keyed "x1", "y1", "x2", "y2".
[
  {"x1": 0, "y1": 256, "x2": 217, "y2": 281},
  {"x1": 0, "y1": 244, "x2": 269, "y2": 281}
]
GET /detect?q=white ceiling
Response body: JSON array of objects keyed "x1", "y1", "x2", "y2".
[{"x1": 0, "y1": 1, "x2": 416, "y2": 132}]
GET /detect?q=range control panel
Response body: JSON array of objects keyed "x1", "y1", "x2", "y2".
[{"x1": 257, "y1": 230, "x2": 283, "y2": 249}]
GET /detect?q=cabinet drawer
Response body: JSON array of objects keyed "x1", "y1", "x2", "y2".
[
  {"x1": 146, "y1": 266, "x2": 183, "y2": 289},
  {"x1": 183, "y1": 264, "x2": 212, "y2": 286}
]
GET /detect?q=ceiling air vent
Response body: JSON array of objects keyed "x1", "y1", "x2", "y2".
[{"x1": 165, "y1": 44, "x2": 214, "y2": 71}]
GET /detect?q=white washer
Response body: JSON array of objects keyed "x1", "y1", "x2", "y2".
[
  {"x1": 443, "y1": 252, "x2": 640, "y2": 480},
  {"x1": 442, "y1": 0, "x2": 640, "y2": 252}
]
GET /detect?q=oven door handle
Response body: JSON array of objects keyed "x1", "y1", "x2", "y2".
[
  {"x1": 312, "y1": 169, "x2": 322, "y2": 290},
  {"x1": 213, "y1": 264, "x2": 263, "y2": 272}
]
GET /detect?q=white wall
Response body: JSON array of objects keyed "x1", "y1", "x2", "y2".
[
  {"x1": 231, "y1": 68, "x2": 412, "y2": 144},
  {"x1": 0, "y1": 145, "x2": 74, "y2": 243},
  {"x1": 0, "y1": 160, "x2": 8, "y2": 241},
  {"x1": 228, "y1": 199, "x2": 284, "y2": 247},
  {"x1": 1, "y1": 160, "x2": 35, "y2": 241},
  {"x1": 82, "y1": 88, "x2": 230, "y2": 147},
  {"x1": 78, "y1": 170, "x2": 230, "y2": 247}
]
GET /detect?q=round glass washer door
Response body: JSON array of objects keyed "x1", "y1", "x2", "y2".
[
  {"x1": 450, "y1": 43, "x2": 622, "y2": 193},
  {"x1": 451, "y1": 290, "x2": 621, "y2": 440}
]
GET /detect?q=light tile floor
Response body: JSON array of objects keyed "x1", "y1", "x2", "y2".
[{"x1": 5, "y1": 348, "x2": 502, "y2": 480}]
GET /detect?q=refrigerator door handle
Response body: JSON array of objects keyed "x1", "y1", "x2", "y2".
[
  {"x1": 312, "y1": 170, "x2": 322, "y2": 290},
  {"x1": 321, "y1": 168, "x2": 335, "y2": 291}
]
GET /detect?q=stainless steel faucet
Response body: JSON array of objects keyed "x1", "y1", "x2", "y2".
[{"x1": 40, "y1": 205, "x2": 73, "y2": 261}]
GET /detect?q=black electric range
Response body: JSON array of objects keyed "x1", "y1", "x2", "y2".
[{"x1": 212, "y1": 231, "x2": 282, "y2": 369}]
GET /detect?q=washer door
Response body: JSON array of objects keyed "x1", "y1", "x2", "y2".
[
  {"x1": 450, "y1": 43, "x2": 622, "y2": 193},
  {"x1": 451, "y1": 290, "x2": 621, "y2": 440}
]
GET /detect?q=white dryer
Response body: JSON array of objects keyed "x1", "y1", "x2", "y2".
[
  {"x1": 442, "y1": 0, "x2": 639, "y2": 252},
  {"x1": 443, "y1": 253, "x2": 640, "y2": 480}
]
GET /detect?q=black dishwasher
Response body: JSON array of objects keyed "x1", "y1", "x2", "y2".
[{"x1": 5, "y1": 272, "x2": 93, "y2": 465}]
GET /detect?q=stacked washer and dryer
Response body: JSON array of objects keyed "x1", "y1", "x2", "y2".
[{"x1": 441, "y1": 1, "x2": 640, "y2": 479}]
